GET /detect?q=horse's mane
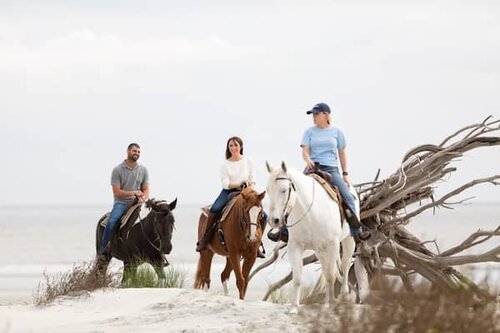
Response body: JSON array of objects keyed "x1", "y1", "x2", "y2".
[{"x1": 230, "y1": 187, "x2": 255, "y2": 219}]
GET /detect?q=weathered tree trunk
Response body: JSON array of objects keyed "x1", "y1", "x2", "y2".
[{"x1": 252, "y1": 116, "x2": 500, "y2": 301}]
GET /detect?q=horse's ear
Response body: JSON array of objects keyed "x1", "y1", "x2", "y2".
[
  {"x1": 281, "y1": 161, "x2": 287, "y2": 173},
  {"x1": 169, "y1": 198, "x2": 177, "y2": 211},
  {"x1": 265, "y1": 160, "x2": 272, "y2": 173},
  {"x1": 258, "y1": 191, "x2": 266, "y2": 201}
]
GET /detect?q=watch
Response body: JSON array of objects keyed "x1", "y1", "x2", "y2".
[{"x1": 342, "y1": 171, "x2": 349, "y2": 176}]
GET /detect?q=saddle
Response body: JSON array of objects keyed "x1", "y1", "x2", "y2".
[
  {"x1": 99, "y1": 203, "x2": 143, "y2": 230},
  {"x1": 200, "y1": 190, "x2": 244, "y2": 247},
  {"x1": 304, "y1": 167, "x2": 349, "y2": 223},
  {"x1": 201, "y1": 188, "x2": 242, "y2": 219}
]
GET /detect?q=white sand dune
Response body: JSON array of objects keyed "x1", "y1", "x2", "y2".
[{"x1": 0, "y1": 288, "x2": 310, "y2": 332}]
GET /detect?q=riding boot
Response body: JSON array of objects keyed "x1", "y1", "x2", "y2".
[
  {"x1": 257, "y1": 242, "x2": 266, "y2": 258},
  {"x1": 267, "y1": 225, "x2": 288, "y2": 243},
  {"x1": 345, "y1": 207, "x2": 362, "y2": 228},
  {"x1": 196, "y1": 212, "x2": 218, "y2": 252}
]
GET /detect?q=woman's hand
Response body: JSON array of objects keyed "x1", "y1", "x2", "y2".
[{"x1": 305, "y1": 159, "x2": 315, "y2": 169}]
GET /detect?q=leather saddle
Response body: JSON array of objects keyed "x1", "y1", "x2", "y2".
[
  {"x1": 99, "y1": 203, "x2": 142, "y2": 230},
  {"x1": 303, "y1": 167, "x2": 361, "y2": 228}
]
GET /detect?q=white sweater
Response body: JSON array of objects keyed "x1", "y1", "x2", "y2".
[{"x1": 220, "y1": 156, "x2": 255, "y2": 190}]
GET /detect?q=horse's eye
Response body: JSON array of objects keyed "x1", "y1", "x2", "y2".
[{"x1": 280, "y1": 189, "x2": 287, "y2": 194}]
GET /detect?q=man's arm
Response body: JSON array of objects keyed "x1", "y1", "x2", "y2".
[
  {"x1": 112, "y1": 185, "x2": 143, "y2": 199},
  {"x1": 140, "y1": 183, "x2": 150, "y2": 203}
]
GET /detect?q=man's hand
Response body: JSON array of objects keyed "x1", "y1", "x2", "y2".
[
  {"x1": 343, "y1": 175, "x2": 351, "y2": 186},
  {"x1": 134, "y1": 190, "x2": 145, "y2": 203}
]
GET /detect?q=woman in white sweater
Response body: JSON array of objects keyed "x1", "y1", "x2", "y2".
[{"x1": 196, "y1": 137, "x2": 264, "y2": 256}]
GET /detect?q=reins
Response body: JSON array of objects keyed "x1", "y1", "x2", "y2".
[
  {"x1": 139, "y1": 212, "x2": 163, "y2": 253},
  {"x1": 275, "y1": 175, "x2": 315, "y2": 228}
]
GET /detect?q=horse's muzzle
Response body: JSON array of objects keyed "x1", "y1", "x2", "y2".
[
  {"x1": 163, "y1": 244, "x2": 172, "y2": 254},
  {"x1": 247, "y1": 235, "x2": 259, "y2": 243}
]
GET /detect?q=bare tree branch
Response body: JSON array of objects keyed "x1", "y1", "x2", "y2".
[{"x1": 251, "y1": 117, "x2": 500, "y2": 301}]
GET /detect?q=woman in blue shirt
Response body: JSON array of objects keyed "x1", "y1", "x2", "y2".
[{"x1": 268, "y1": 102, "x2": 368, "y2": 243}]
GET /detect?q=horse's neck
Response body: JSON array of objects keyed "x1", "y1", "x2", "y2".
[
  {"x1": 289, "y1": 170, "x2": 314, "y2": 216},
  {"x1": 290, "y1": 170, "x2": 338, "y2": 220}
]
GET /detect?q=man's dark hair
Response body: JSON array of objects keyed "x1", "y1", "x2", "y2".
[{"x1": 128, "y1": 143, "x2": 140, "y2": 150}]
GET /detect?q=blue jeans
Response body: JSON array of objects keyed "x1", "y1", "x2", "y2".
[
  {"x1": 210, "y1": 189, "x2": 238, "y2": 214},
  {"x1": 100, "y1": 202, "x2": 128, "y2": 253},
  {"x1": 317, "y1": 165, "x2": 363, "y2": 236}
]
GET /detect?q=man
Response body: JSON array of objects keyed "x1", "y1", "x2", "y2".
[{"x1": 98, "y1": 143, "x2": 149, "y2": 256}]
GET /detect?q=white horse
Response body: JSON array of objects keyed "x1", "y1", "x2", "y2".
[{"x1": 266, "y1": 161, "x2": 366, "y2": 312}]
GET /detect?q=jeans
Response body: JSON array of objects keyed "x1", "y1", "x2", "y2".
[
  {"x1": 210, "y1": 189, "x2": 239, "y2": 214},
  {"x1": 317, "y1": 165, "x2": 363, "y2": 236},
  {"x1": 100, "y1": 202, "x2": 128, "y2": 253}
]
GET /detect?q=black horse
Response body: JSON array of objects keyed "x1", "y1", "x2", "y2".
[{"x1": 95, "y1": 198, "x2": 177, "y2": 284}]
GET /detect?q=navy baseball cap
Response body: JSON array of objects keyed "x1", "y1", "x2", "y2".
[{"x1": 306, "y1": 102, "x2": 331, "y2": 114}]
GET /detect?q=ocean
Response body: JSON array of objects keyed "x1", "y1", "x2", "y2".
[{"x1": 0, "y1": 203, "x2": 498, "y2": 304}]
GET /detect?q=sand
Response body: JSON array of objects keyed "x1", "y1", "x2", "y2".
[{"x1": 0, "y1": 288, "x2": 311, "y2": 332}]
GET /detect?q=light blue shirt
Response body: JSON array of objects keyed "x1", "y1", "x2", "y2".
[{"x1": 300, "y1": 126, "x2": 346, "y2": 167}]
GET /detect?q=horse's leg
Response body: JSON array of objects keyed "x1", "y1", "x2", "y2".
[
  {"x1": 317, "y1": 238, "x2": 340, "y2": 306},
  {"x1": 152, "y1": 260, "x2": 167, "y2": 287},
  {"x1": 353, "y1": 256, "x2": 370, "y2": 303},
  {"x1": 95, "y1": 253, "x2": 111, "y2": 279},
  {"x1": 221, "y1": 258, "x2": 232, "y2": 296},
  {"x1": 288, "y1": 243, "x2": 304, "y2": 312},
  {"x1": 241, "y1": 252, "x2": 257, "y2": 298},
  {"x1": 194, "y1": 250, "x2": 215, "y2": 290},
  {"x1": 228, "y1": 251, "x2": 245, "y2": 300},
  {"x1": 122, "y1": 261, "x2": 136, "y2": 285},
  {"x1": 340, "y1": 236, "x2": 356, "y2": 295}
]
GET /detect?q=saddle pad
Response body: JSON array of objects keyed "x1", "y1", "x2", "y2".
[
  {"x1": 220, "y1": 195, "x2": 239, "y2": 222},
  {"x1": 309, "y1": 173, "x2": 346, "y2": 223},
  {"x1": 99, "y1": 203, "x2": 143, "y2": 229},
  {"x1": 199, "y1": 194, "x2": 239, "y2": 222}
]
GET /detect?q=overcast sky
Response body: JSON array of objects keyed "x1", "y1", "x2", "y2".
[{"x1": 1, "y1": 0, "x2": 499, "y2": 206}]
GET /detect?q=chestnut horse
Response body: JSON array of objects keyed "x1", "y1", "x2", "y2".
[{"x1": 194, "y1": 187, "x2": 266, "y2": 299}]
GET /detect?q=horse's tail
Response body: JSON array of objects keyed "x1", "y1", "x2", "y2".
[
  {"x1": 194, "y1": 212, "x2": 212, "y2": 290},
  {"x1": 95, "y1": 213, "x2": 108, "y2": 254}
]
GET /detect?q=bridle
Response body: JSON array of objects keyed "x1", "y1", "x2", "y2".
[
  {"x1": 139, "y1": 206, "x2": 172, "y2": 253},
  {"x1": 240, "y1": 198, "x2": 263, "y2": 242},
  {"x1": 275, "y1": 175, "x2": 315, "y2": 228}
]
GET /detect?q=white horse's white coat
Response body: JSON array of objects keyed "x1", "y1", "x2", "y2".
[{"x1": 266, "y1": 162, "x2": 358, "y2": 312}]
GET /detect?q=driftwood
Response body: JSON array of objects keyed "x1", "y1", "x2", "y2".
[{"x1": 252, "y1": 116, "x2": 500, "y2": 301}]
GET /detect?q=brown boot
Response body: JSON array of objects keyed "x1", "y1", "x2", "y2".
[{"x1": 196, "y1": 212, "x2": 218, "y2": 252}]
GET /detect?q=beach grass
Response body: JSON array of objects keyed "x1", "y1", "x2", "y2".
[
  {"x1": 308, "y1": 278, "x2": 499, "y2": 333},
  {"x1": 33, "y1": 260, "x2": 118, "y2": 306},
  {"x1": 121, "y1": 264, "x2": 188, "y2": 289}
]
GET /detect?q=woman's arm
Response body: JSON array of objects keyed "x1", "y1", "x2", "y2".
[
  {"x1": 301, "y1": 146, "x2": 315, "y2": 169},
  {"x1": 338, "y1": 148, "x2": 351, "y2": 185}
]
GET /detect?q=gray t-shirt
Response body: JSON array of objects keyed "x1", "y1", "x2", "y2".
[{"x1": 111, "y1": 161, "x2": 149, "y2": 205}]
